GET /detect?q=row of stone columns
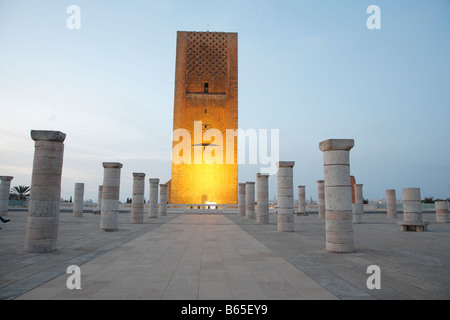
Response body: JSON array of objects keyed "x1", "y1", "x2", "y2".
[
  {"x1": 385, "y1": 189, "x2": 448, "y2": 224},
  {"x1": 57, "y1": 170, "x2": 166, "y2": 240},
  {"x1": 290, "y1": 185, "x2": 447, "y2": 224},
  {"x1": 100, "y1": 168, "x2": 167, "y2": 231},
  {"x1": 298, "y1": 183, "x2": 443, "y2": 225},
  {"x1": 238, "y1": 162, "x2": 296, "y2": 231},
  {"x1": 242, "y1": 179, "x2": 448, "y2": 231},
  {"x1": 13, "y1": 130, "x2": 450, "y2": 255},
  {"x1": 71, "y1": 174, "x2": 166, "y2": 225}
]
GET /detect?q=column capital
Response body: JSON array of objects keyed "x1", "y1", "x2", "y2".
[
  {"x1": 0, "y1": 176, "x2": 14, "y2": 181},
  {"x1": 133, "y1": 172, "x2": 146, "y2": 178},
  {"x1": 149, "y1": 178, "x2": 160, "y2": 183},
  {"x1": 245, "y1": 181, "x2": 255, "y2": 185},
  {"x1": 319, "y1": 139, "x2": 354, "y2": 152},
  {"x1": 102, "y1": 162, "x2": 123, "y2": 169},
  {"x1": 31, "y1": 130, "x2": 66, "y2": 142},
  {"x1": 256, "y1": 173, "x2": 270, "y2": 178},
  {"x1": 277, "y1": 161, "x2": 295, "y2": 168}
]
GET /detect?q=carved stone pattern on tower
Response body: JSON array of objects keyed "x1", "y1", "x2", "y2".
[{"x1": 186, "y1": 32, "x2": 228, "y2": 88}]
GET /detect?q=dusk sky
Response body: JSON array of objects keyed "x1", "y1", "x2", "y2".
[{"x1": 0, "y1": 0, "x2": 449, "y2": 203}]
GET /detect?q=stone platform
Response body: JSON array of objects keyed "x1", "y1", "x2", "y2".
[{"x1": 0, "y1": 210, "x2": 449, "y2": 300}]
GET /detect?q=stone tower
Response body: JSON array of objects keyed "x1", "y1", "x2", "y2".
[{"x1": 169, "y1": 31, "x2": 238, "y2": 204}]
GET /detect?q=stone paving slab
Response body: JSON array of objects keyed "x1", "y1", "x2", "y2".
[
  {"x1": 0, "y1": 210, "x2": 177, "y2": 299},
  {"x1": 227, "y1": 212, "x2": 450, "y2": 300},
  {"x1": 13, "y1": 214, "x2": 338, "y2": 300},
  {"x1": 1, "y1": 210, "x2": 449, "y2": 300}
]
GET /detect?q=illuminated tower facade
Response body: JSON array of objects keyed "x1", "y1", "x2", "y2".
[{"x1": 169, "y1": 31, "x2": 238, "y2": 204}]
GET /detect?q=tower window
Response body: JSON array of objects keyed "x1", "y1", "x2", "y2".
[{"x1": 204, "y1": 83, "x2": 209, "y2": 94}]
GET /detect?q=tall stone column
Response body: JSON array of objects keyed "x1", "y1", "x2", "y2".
[
  {"x1": 94, "y1": 185, "x2": 103, "y2": 214},
  {"x1": 238, "y1": 183, "x2": 246, "y2": 217},
  {"x1": 399, "y1": 188, "x2": 429, "y2": 231},
  {"x1": 131, "y1": 173, "x2": 145, "y2": 224},
  {"x1": 317, "y1": 180, "x2": 325, "y2": 219},
  {"x1": 402, "y1": 188, "x2": 422, "y2": 223},
  {"x1": 297, "y1": 186, "x2": 307, "y2": 216},
  {"x1": 0, "y1": 176, "x2": 13, "y2": 217},
  {"x1": 24, "y1": 130, "x2": 66, "y2": 253},
  {"x1": 352, "y1": 184, "x2": 364, "y2": 224},
  {"x1": 277, "y1": 161, "x2": 295, "y2": 232},
  {"x1": 73, "y1": 183, "x2": 84, "y2": 218},
  {"x1": 435, "y1": 201, "x2": 449, "y2": 223},
  {"x1": 158, "y1": 184, "x2": 168, "y2": 216},
  {"x1": 256, "y1": 173, "x2": 269, "y2": 224},
  {"x1": 245, "y1": 182, "x2": 255, "y2": 219},
  {"x1": 319, "y1": 139, "x2": 354, "y2": 253},
  {"x1": 148, "y1": 178, "x2": 159, "y2": 218},
  {"x1": 100, "y1": 162, "x2": 123, "y2": 232},
  {"x1": 386, "y1": 189, "x2": 397, "y2": 219}
]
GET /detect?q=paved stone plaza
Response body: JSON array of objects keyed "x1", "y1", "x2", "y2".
[{"x1": 0, "y1": 210, "x2": 449, "y2": 300}]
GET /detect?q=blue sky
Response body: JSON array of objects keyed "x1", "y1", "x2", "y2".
[{"x1": 0, "y1": 0, "x2": 449, "y2": 202}]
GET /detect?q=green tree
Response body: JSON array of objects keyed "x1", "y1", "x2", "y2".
[
  {"x1": 422, "y1": 196, "x2": 434, "y2": 204},
  {"x1": 9, "y1": 185, "x2": 31, "y2": 200}
]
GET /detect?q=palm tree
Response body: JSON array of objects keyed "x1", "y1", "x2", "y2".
[{"x1": 9, "y1": 185, "x2": 31, "y2": 201}]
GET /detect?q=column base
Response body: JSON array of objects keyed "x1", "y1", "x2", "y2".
[
  {"x1": 326, "y1": 242, "x2": 354, "y2": 253},
  {"x1": 398, "y1": 221, "x2": 429, "y2": 232}
]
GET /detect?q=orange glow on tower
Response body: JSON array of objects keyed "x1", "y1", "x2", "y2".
[{"x1": 169, "y1": 31, "x2": 238, "y2": 204}]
